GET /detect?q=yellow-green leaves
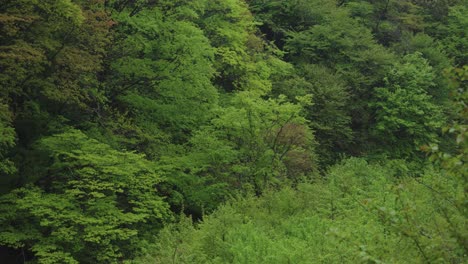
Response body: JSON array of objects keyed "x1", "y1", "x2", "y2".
[{"x1": 0, "y1": 130, "x2": 170, "y2": 262}]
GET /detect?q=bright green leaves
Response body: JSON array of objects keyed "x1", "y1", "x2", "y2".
[
  {"x1": 38, "y1": 129, "x2": 170, "y2": 221},
  {"x1": 137, "y1": 158, "x2": 466, "y2": 263},
  {"x1": 137, "y1": 158, "x2": 465, "y2": 263},
  {"x1": 200, "y1": 0, "x2": 253, "y2": 48},
  {"x1": 0, "y1": 129, "x2": 170, "y2": 263},
  {"x1": 285, "y1": 13, "x2": 374, "y2": 64},
  {"x1": 110, "y1": 6, "x2": 218, "y2": 142},
  {"x1": 371, "y1": 53, "x2": 445, "y2": 157}
]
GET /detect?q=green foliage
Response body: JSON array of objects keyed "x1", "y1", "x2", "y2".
[
  {"x1": 424, "y1": 65, "x2": 467, "y2": 253},
  {"x1": 0, "y1": 0, "x2": 463, "y2": 262},
  {"x1": 283, "y1": 2, "x2": 396, "y2": 87},
  {"x1": 0, "y1": 0, "x2": 113, "y2": 171},
  {"x1": 159, "y1": 91, "x2": 316, "y2": 215},
  {"x1": 393, "y1": 32, "x2": 452, "y2": 101},
  {"x1": 249, "y1": 0, "x2": 337, "y2": 39},
  {"x1": 371, "y1": 53, "x2": 445, "y2": 157},
  {"x1": 0, "y1": 0, "x2": 110, "y2": 106},
  {"x1": 108, "y1": 5, "x2": 218, "y2": 146},
  {"x1": 198, "y1": 0, "x2": 269, "y2": 93},
  {"x1": 135, "y1": 158, "x2": 466, "y2": 263},
  {"x1": 209, "y1": 92, "x2": 316, "y2": 189},
  {"x1": 274, "y1": 65, "x2": 353, "y2": 165},
  {"x1": 261, "y1": 0, "x2": 396, "y2": 155},
  {"x1": 438, "y1": 4, "x2": 468, "y2": 66},
  {"x1": 345, "y1": 0, "x2": 427, "y2": 45},
  {"x1": 302, "y1": 66, "x2": 352, "y2": 158},
  {"x1": 0, "y1": 129, "x2": 170, "y2": 263},
  {"x1": 0, "y1": 102, "x2": 16, "y2": 177}
]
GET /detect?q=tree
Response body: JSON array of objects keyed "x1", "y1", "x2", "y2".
[
  {"x1": 0, "y1": 102, "x2": 16, "y2": 180},
  {"x1": 284, "y1": 5, "x2": 395, "y2": 155},
  {"x1": 438, "y1": 4, "x2": 468, "y2": 66},
  {"x1": 197, "y1": 0, "x2": 264, "y2": 93},
  {"x1": 0, "y1": 129, "x2": 170, "y2": 263},
  {"x1": 106, "y1": 5, "x2": 218, "y2": 147},
  {"x1": 371, "y1": 53, "x2": 445, "y2": 157},
  {"x1": 0, "y1": 0, "x2": 111, "y2": 108},
  {"x1": 206, "y1": 92, "x2": 316, "y2": 192}
]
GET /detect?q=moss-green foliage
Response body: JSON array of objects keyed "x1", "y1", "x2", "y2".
[{"x1": 134, "y1": 158, "x2": 465, "y2": 263}]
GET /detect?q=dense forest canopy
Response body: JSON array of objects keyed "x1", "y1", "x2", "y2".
[{"x1": 0, "y1": 0, "x2": 466, "y2": 263}]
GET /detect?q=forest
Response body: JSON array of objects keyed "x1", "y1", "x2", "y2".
[{"x1": 0, "y1": 0, "x2": 466, "y2": 263}]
